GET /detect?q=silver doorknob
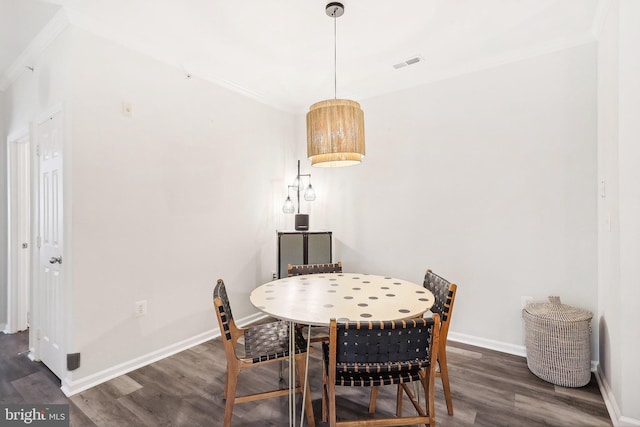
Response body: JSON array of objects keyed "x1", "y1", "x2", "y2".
[{"x1": 49, "y1": 256, "x2": 62, "y2": 264}]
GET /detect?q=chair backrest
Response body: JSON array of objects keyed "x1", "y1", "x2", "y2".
[
  {"x1": 213, "y1": 279, "x2": 238, "y2": 353},
  {"x1": 331, "y1": 316, "x2": 439, "y2": 372},
  {"x1": 287, "y1": 261, "x2": 343, "y2": 277},
  {"x1": 423, "y1": 269, "x2": 457, "y2": 338}
]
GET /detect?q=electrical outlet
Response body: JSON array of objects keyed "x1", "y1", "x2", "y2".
[
  {"x1": 521, "y1": 296, "x2": 533, "y2": 310},
  {"x1": 135, "y1": 300, "x2": 147, "y2": 317},
  {"x1": 272, "y1": 271, "x2": 277, "y2": 280}
]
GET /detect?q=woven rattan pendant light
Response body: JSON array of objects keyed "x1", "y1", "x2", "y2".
[{"x1": 306, "y1": 2, "x2": 365, "y2": 168}]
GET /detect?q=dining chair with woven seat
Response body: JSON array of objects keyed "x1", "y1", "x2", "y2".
[
  {"x1": 287, "y1": 262, "x2": 343, "y2": 344},
  {"x1": 423, "y1": 269, "x2": 458, "y2": 415},
  {"x1": 213, "y1": 279, "x2": 315, "y2": 427},
  {"x1": 322, "y1": 315, "x2": 441, "y2": 427},
  {"x1": 287, "y1": 261, "x2": 343, "y2": 277}
]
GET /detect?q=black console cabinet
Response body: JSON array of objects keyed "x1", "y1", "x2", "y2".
[{"x1": 277, "y1": 231, "x2": 332, "y2": 278}]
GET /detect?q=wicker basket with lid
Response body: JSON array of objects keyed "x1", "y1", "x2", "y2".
[{"x1": 522, "y1": 296, "x2": 593, "y2": 387}]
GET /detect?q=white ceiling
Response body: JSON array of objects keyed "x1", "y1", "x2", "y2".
[{"x1": 1, "y1": 0, "x2": 604, "y2": 112}]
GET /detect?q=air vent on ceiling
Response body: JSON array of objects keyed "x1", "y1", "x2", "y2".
[{"x1": 393, "y1": 56, "x2": 424, "y2": 69}]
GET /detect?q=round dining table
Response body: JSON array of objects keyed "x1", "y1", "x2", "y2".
[{"x1": 250, "y1": 272, "x2": 435, "y2": 326}]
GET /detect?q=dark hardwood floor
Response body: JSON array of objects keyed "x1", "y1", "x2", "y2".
[{"x1": 1, "y1": 329, "x2": 612, "y2": 426}]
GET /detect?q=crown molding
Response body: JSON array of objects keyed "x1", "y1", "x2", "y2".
[
  {"x1": 366, "y1": 33, "x2": 598, "y2": 103},
  {"x1": 63, "y1": 9, "x2": 298, "y2": 114},
  {"x1": 0, "y1": 8, "x2": 70, "y2": 92},
  {"x1": 462, "y1": 34, "x2": 598, "y2": 77}
]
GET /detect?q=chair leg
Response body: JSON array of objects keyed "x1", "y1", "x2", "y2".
[
  {"x1": 223, "y1": 370, "x2": 238, "y2": 427},
  {"x1": 328, "y1": 379, "x2": 337, "y2": 427},
  {"x1": 369, "y1": 386, "x2": 379, "y2": 413},
  {"x1": 322, "y1": 365, "x2": 328, "y2": 422},
  {"x1": 423, "y1": 369, "x2": 435, "y2": 426},
  {"x1": 396, "y1": 384, "x2": 403, "y2": 417},
  {"x1": 223, "y1": 367, "x2": 229, "y2": 400},
  {"x1": 439, "y1": 346, "x2": 454, "y2": 415},
  {"x1": 295, "y1": 355, "x2": 316, "y2": 427}
]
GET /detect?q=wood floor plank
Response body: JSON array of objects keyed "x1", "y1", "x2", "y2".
[
  {"x1": 0, "y1": 379, "x2": 23, "y2": 404},
  {"x1": 0, "y1": 356, "x2": 39, "y2": 383},
  {"x1": 115, "y1": 382, "x2": 205, "y2": 427},
  {"x1": 95, "y1": 375, "x2": 143, "y2": 400},
  {"x1": 69, "y1": 401, "x2": 98, "y2": 427},
  {"x1": 69, "y1": 387, "x2": 146, "y2": 426},
  {"x1": 554, "y1": 382, "x2": 609, "y2": 405},
  {"x1": 126, "y1": 364, "x2": 199, "y2": 398},
  {"x1": 148, "y1": 350, "x2": 213, "y2": 394},
  {"x1": 11, "y1": 371, "x2": 68, "y2": 404},
  {"x1": 515, "y1": 393, "x2": 611, "y2": 427}
]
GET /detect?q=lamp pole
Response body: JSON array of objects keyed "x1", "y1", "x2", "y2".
[
  {"x1": 296, "y1": 160, "x2": 301, "y2": 214},
  {"x1": 282, "y1": 159, "x2": 315, "y2": 230}
]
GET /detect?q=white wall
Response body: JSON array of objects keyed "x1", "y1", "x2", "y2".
[
  {"x1": 617, "y1": 2, "x2": 640, "y2": 419},
  {"x1": 597, "y1": 0, "x2": 622, "y2": 419},
  {"x1": 598, "y1": 0, "x2": 640, "y2": 424},
  {"x1": 309, "y1": 43, "x2": 598, "y2": 356},
  {"x1": 0, "y1": 90, "x2": 7, "y2": 329},
  {"x1": 2, "y1": 29, "x2": 73, "y2": 337},
  {"x1": 65, "y1": 28, "x2": 295, "y2": 384}
]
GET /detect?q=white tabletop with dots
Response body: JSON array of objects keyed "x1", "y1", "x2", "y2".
[{"x1": 250, "y1": 273, "x2": 435, "y2": 326}]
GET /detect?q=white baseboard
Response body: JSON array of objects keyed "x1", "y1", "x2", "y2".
[
  {"x1": 621, "y1": 416, "x2": 640, "y2": 426},
  {"x1": 595, "y1": 365, "x2": 640, "y2": 426},
  {"x1": 447, "y1": 331, "x2": 527, "y2": 357},
  {"x1": 60, "y1": 311, "x2": 266, "y2": 397},
  {"x1": 235, "y1": 312, "x2": 268, "y2": 327}
]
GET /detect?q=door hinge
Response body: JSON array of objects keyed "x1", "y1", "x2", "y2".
[
  {"x1": 37, "y1": 236, "x2": 41, "y2": 249},
  {"x1": 37, "y1": 329, "x2": 41, "y2": 340},
  {"x1": 36, "y1": 144, "x2": 40, "y2": 157}
]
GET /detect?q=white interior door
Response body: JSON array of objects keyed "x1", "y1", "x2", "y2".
[
  {"x1": 7, "y1": 133, "x2": 31, "y2": 333},
  {"x1": 36, "y1": 112, "x2": 65, "y2": 379}
]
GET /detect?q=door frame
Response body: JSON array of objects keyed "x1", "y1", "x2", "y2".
[{"x1": 6, "y1": 127, "x2": 32, "y2": 334}]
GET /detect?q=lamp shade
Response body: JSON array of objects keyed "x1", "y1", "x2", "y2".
[
  {"x1": 303, "y1": 184, "x2": 316, "y2": 201},
  {"x1": 282, "y1": 196, "x2": 295, "y2": 214},
  {"x1": 306, "y1": 99, "x2": 365, "y2": 167}
]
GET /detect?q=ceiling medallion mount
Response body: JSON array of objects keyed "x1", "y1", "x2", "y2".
[{"x1": 326, "y1": 2, "x2": 344, "y2": 18}]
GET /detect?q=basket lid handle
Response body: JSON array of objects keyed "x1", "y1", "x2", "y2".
[{"x1": 548, "y1": 295, "x2": 561, "y2": 304}]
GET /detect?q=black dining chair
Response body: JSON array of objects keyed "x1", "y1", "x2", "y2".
[
  {"x1": 213, "y1": 279, "x2": 315, "y2": 427},
  {"x1": 287, "y1": 261, "x2": 343, "y2": 277},
  {"x1": 423, "y1": 269, "x2": 458, "y2": 415},
  {"x1": 369, "y1": 269, "x2": 459, "y2": 416},
  {"x1": 287, "y1": 262, "x2": 343, "y2": 344},
  {"x1": 322, "y1": 315, "x2": 441, "y2": 427}
]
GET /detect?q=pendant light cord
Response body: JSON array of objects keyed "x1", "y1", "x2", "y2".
[{"x1": 333, "y1": 11, "x2": 337, "y2": 99}]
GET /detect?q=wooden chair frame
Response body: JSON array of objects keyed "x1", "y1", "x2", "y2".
[
  {"x1": 424, "y1": 269, "x2": 457, "y2": 415},
  {"x1": 213, "y1": 279, "x2": 315, "y2": 427},
  {"x1": 322, "y1": 315, "x2": 441, "y2": 427}
]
